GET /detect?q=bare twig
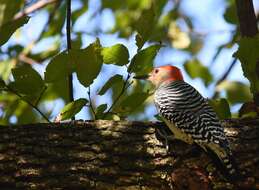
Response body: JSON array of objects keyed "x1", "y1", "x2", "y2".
[
  {"x1": 212, "y1": 58, "x2": 238, "y2": 99},
  {"x1": 66, "y1": 0, "x2": 74, "y2": 120},
  {"x1": 35, "y1": 86, "x2": 47, "y2": 106},
  {"x1": 14, "y1": 0, "x2": 59, "y2": 20},
  {"x1": 5, "y1": 86, "x2": 51, "y2": 123},
  {"x1": 18, "y1": 53, "x2": 39, "y2": 65},
  {"x1": 87, "y1": 87, "x2": 96, "y2": 119}
]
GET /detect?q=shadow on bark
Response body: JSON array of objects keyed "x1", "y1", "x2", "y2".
[{"x1": 0, "y1": 119, "x2": 258, "y2": 189}]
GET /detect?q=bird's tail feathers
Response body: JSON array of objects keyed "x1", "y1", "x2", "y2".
[{"x1": 206, "y1": 143, "x2": 241, "y2": 182}]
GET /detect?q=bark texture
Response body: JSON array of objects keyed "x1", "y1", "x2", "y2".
[{"x1": 0, "y1": 119, "x2": 259, "y2": 190}]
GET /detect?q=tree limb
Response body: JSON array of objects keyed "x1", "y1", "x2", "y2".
[
  {"x1": 0, "y1": 119, "x2": 258, "y2": 189},
  {"x1": 66, "y1": 0, "x2": 74, "y2": 120},
  {"x1": 14, "y1": 0, "x2": 59, "y2": 20}
]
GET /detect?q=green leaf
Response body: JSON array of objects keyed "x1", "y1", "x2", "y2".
[
  {"x1": 135, "y1": 5, "x2": 156, "y2": 50},
  {"x1": 42, "y1": 79, "x2": 69, "y2": 103},
  {"x1": 10, "y1": 65, "x2": 45, "y2": 95},
  {"x1": 128, "y1": 44, "x2": 161, "y2": 75},
  {"x1": 101, "y1": 44, "x2": 129, "y2": 66},
  {"x1": 60, "y1": 98, "x2": 88, "y2": 120},
  {"x1": 98, "y1": 74, "x2": 123, "y2": 95},
  {"x1": 43, "y1": 3, "x2": 66, "y2": 38},
  {"x1": 184, "y1": 59, "x2": 213, "y2": 86},
  {"x1": 208, "y1": 98, "x2": 231, "y2": 119},
  {"x1": 73, "y1": 39, "x2": 103, "y2": 87},
  {"x1": 0, "y1": 0, "x2": 24, "y2": 26},
  {"x1": 0, "y1": 59, "x2": 15, "y2": 81},
  {"x1": 0, "y1": 78, "x2": 5, "y2": 89},
  {"x1": 96, "y1": 104, "x2": 108, "y2": 119},
  {"x1": 45, "y1": 51, "x2": 73, "y2": 83},
  {"x1": 234, "y1": 35, "x2": 259, "y2": 93},
  {"x1": 115, "y1": 92, "x2": 150, "y2": 113},
  {"x1": 224, "y1": 4, "x2": 238, "y2": 24},
  {"x1": 0, "y1": 16, "x2": 30, "y2": 46},
  {"x1": 216, "y1": 81, "x2": 252, "y2": 104}
]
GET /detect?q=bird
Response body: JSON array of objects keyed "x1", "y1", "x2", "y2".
[{"x1": 134, "y1": 65, "x2": 239, "y2": 180}]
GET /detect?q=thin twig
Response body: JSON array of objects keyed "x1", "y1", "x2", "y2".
[
  {"x1": 66, "y1": 0, "x2": 75, "y2": 120},
  {"x1": 212, "y1": 58, "x2": 238, "y2": 99},
  {"x1": 103, "y1": 73, "x2": 131, "y2": 118},
  {"x1": 14, "y1": 0, "x2": 58, "y2": 20},
  {"x1": 87, "y1": 87, "x2": 96, "y2": 119},
  {"x1": 5, "y1": 86, "x2": 51, "y2": 123},
  {"x1": 35, "y1": 86, "x2": 47, "y2": 106}
]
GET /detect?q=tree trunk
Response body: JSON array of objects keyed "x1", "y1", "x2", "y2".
[{"x1": 0, "y1": 119, "x2": 258, "y2": 190}]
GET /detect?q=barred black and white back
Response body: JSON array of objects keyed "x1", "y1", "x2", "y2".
[{"x1": 154, "y1": 80, "x2": 239, "y2": 179}]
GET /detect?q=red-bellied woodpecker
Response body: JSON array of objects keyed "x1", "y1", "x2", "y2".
[{"x1": 134, "y1": 65, "x2": 239, "y2": 180}]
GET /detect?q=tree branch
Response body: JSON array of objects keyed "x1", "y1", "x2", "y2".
[
  {"x1": 14, "y1": 0, "x2": 59, "y2": 20},
  {"x1": 0, "y1": 119, "x2": 258, "y2": 189},
  {"x1": 4, "y1": 86, "x2": 51, "y2": 123},
  {"x1": 66, "y1": 0, "x2": 74, "y2": 120}
]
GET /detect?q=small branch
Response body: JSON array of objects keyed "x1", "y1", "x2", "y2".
[
  {"x1": 235, "y1": 0, "x2": 258, "y2": 37},
  {"x1": 36, "y1": 0, "x2": 62, "y2": 42},
  {"x1": 5, "y1": 86, "x2": 51, "y2": 123},
  {"x1": 35, "y1": 86, "x2": 47, "y2": 106},
  {"x1": 216, "y1": 58, "x2": 237, "y2": 86},
  {"x1": 212, "y1": 59, "x2": 237, "y2": 99},
  {"x1": 18, "y1": 53, "x2": 39, "y2": 65},
  {"x1": 66, "y1": 0, "x2": 74, "y2": 120},
  {"x1": 87, "y1": 87, "x2": 96, "y2": 120},
  {"x1": 104, "y1": 73, "x2": 131, "y2": 118},
  {"x1": 14, "y1": 0, "x2": 59, "y2": 20}
]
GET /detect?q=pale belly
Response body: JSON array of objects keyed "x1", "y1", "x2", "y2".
[{"x1": 162, "y1": 117, "x2": 194, "y2": 145}]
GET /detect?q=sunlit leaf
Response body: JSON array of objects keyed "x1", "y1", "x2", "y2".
[
  {"x1": 98, "y1": 74, "x2": 123, "y2": 95},
  {"x1": 184, "y1": 59, "x2": 213, "y2": 86},
  {"x1": 10, "y1": 65, "x2": 45, "y2": 95},
  {"x1": 209, "y1": 98, "x2": 231, "y2": 119},
  {"x1": 168, "y1": 21, "x2": 190, "y2": 49},
  {"x1": 0, "y1": 16, "x2": 29, "y2": 46},
  {"x1": 60, "y1": 98, "x2": 88, "y2": 120},
  {"x1": 0, "y1": 59, "x2": 15, "y2": 81},
  {"x1": 73, "y1": 39, "x2": 103, "y2": 87},
  {"x1": 101, "y1": 44, "x2": 129, "y2": 65},
  {"x1": 128, "y1": 44, "x2": 161, "y2": 75},
  {"x1": 135, "y1": 5, "x2": 156, "y2": 49},
  {"x1": 234, "y1": 35, "x2": 259, "y2": 93},
  {"x1": 45, "y1": 51, "x2": 73, "y2": 82},
  {"x1": 216, "y1": 81, "x2": 252, "y2": 104}
]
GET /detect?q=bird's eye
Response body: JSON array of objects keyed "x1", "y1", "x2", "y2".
[{"x1": 154, "y1": 69, "x2": 159, "y2": 74}]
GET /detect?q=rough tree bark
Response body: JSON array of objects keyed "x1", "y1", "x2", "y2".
[{"x1": 0, "y1": 119, "x2": 258, "y2": 190}]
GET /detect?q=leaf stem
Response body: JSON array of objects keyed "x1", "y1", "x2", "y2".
[
  {"x1": 66, "y1": 0, "x2": 75, "y2": 120},
  {"x1": 5, "y1": 86, "x2": 51, "y2": 123},
  {"x1": 87, "y1": 87, "x2": 96, "y2": 119},
  {"x1": 104, "y1": 73, "x2": 131, "y2": 118}
]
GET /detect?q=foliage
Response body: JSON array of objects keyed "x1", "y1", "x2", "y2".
[{"x1": 0, "y1": 0, "x2": 257, "y2": 124}]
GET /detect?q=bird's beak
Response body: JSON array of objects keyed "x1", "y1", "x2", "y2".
[{"x1": 133, "y1": 74, "x2": 150, "y2": 80}]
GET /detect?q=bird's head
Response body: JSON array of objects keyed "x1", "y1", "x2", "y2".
[{"x1": 134, "y1": 65, "x2": 183, "y2": 87}]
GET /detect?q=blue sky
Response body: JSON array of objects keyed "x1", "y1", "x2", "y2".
[{"x1": 3, "y1": 0, "x2": 259, "y2": 121}]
